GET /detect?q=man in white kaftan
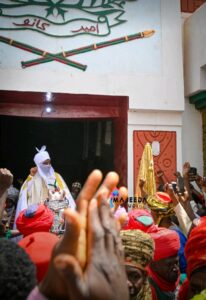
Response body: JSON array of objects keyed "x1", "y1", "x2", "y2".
[{"x1": 15, "y1": 146, "x2": 76, "y2": 223}]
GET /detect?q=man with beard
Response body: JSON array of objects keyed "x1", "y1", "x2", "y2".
[
  {"x1": 15, "y1": 146, "x2": 75, "y2": 223},
  {"x1": 120, "y1": 229, "x2": 155, "y2": 300},
  {"x1": 148, "y1": 227, "x2": 180, "y2": 300}
]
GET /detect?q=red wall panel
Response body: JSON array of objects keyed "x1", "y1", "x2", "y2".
[
  {"x1": 133, "y1": 130, "x2": 177, "y2": 192},
  {"x1": 181, "y1": 0, "x2": 206, "y2": 12}
]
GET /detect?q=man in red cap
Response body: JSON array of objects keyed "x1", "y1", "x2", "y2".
[
  {"x1": 16, "y1": 203, "x2": 54, "y2": 236},
  {"x1": 123, "y1": 208, "x2": 157, "y2": 233},
  {"x1": 148, "y1": 227, "x2": 180, "y2": 300},
  {"x1": 147, "y1": 190, "x2": 187, "y2": 275},
  {"x1": 19, "y1": 232, "x2": 59, "y2": 282},
  {"x1": 147, "y1": 191, "x2": 174, "y2": 226},
  {"x1": 121, "y1": 229, "x2": 155, "y2": 300},
  {"x1": 179, "y1": 217, "x2": 206, "y2": 299}
]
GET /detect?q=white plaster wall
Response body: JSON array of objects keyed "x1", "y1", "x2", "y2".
[
  {"x1": 0, "y1": 0, "x2": 184, "y2": 111},
  {"x1": 184, "y1": 3, "x2": 206, "y2": 96},
  {"x1": 0, "y1": 0, "x2": 186, "y2": 188},
  {"x1": 182, "y1": 99, "x2": 203, "y2": 174},
  {"x1": 182, "y1": 10, "x2": 203, "y2": 176},
  {"x1": 128, "y1": 110, "x2": 182, "y2": 196}
]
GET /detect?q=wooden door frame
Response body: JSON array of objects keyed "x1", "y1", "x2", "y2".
[{"x1": 0, "y1": 90, "x2": 128, "y2": 185}]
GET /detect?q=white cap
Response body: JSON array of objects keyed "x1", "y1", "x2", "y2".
[{"x1": 34, "y1": 145, "x2": 50, "y2": 165}]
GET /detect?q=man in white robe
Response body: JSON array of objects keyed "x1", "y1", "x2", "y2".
[{"x1": 15, "y1": 146, "x2": 76, "y2": 223}]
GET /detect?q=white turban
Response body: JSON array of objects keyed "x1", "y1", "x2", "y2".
[{"x1": 34, "y1": 146, "x2": 50, "y2": 166}]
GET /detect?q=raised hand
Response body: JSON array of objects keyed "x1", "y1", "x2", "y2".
[
  {"x1": 183, "y1": 162, "x2": 190, "y2": 178},
  {"x1": 0, "y1": 168, "x2": 13, "y2": 226},
  {"x1": 53, "y1": 198, "x2": 128, "y2": 300},
  {"x1": 39, "y1": 170, "x2": 129, "y2": 300},
  {"x1": 182, "y1": 162, "x2": 194, "y2": 201},
  {"x1": 165, "y1": 182, "x2": 189, "y2": 206},
  {"x1": 156, "y1": 169, "x2": 165, "y2": 185},
  {"x1": 0, "y1": 168, "x2": 13, "y2": 196},
  {"x1": 165, "y1": 183, "x2": 179, "y2": 206},
  {"x1": 30, "y1": 167, "x2": 37, "y2": 176}
]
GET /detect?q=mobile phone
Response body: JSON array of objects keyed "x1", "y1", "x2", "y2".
[
  {"x1": 189, "y1": 167, "x2": 197, "y2": 176},
  {"x1": 171, "y1": 181, "x2": 177, "y2": 193},
  {"x1": 177, "y1": 176, "x2": 185, "y2": 194}
]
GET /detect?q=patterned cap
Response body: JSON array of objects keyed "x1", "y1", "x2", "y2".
[
  {"x1": 120, "y1": 229, "x2": 154, "y2": 270},
  {"x1": 147, "y1": 192, "x2": 174, "y2": 216}
]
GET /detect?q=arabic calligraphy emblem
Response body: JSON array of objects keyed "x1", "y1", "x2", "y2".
[{"x1": 0, "y1": 0, "x2": 127, "y2": 37}]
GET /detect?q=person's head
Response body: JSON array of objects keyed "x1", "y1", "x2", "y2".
[
  {"x1": 16, "y1": 204, "x2": 54, "y2": 236},
  {"x1": 6, "y1": 185, "x2": 19, "y2": 208},
  {"x1": 185, "y1": 216, "x2": 206, "y2": 298},
  {"x1": 0, "y1": 238, "x2": 37, "y2": 300},
  {"x1": 120, "y1": 229, "x2": 154, "y2": 298},
  {"x1": 5, "y1": 198, "x2": 15, "y2": 209},
  {"x1": 34, "y1": 145, "x2": 51, "y2": 166},
  {"x1": 33, "y1": 146, "x2": 54, "y2": 181},
  {"x1": 71, "y1": 181, "x2": 82, "y2": 199},
  {"x1": 149, "y1": 227, "x2": 180, "y2": 283},
  {"x1": 150, "y1": 255, "x2": 179, "y2": 283},
  {"x1": 125, "y1": 265, "x2": 147, "y2": 299},
  {"x1": 19, "y1": 232, "x2": 59, "y2": 282},
  {"x1": 123, "y1": 208, "x2": 157, "y2": 232},
  {"x1": 188, "y1": 266, "x2": 206, "y2": 299},
  {"x1": 147, "y1": 192, "x2": 174, "y2": 226}
]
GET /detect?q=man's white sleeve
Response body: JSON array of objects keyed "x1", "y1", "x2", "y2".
[{"x1": 174, "y1": 202, "x2": 192, "y2": 237}]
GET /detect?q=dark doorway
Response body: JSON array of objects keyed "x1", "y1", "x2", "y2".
[
  {"x1": 0, "y1": 90, "x2": 128, "y2": 186},
  {"x1": 0, "y1": 116, "x2": 114, "y2": 189}
]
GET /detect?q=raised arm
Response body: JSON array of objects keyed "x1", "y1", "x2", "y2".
[
  {"x1": 36, "y1": 170, "x2": 129, "y2": 300},
  {"x1": 165, "y1": 183, "x2": 193, "y2": 237},
  {"x1": 0, "y1": 168, "x2": 13, "y2": 236}
]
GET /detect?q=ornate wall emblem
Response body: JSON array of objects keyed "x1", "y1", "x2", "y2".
[{"x1": 0, "y1": 0, "x2": 127, "y2": 37}]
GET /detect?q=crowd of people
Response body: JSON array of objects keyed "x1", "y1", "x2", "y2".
[{"x1": 0, "y1": 144, "x2": 206, "y2": 300}]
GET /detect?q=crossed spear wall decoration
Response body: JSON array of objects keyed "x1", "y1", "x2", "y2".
[{"x1": 0, "y1": 30, "x2": 155, "y2": 71}]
